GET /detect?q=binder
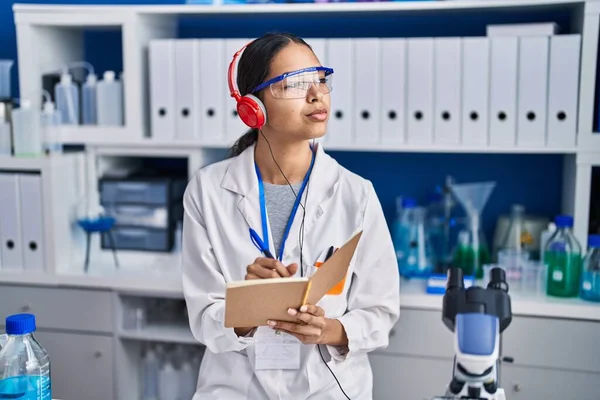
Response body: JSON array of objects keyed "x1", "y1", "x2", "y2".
[
  {"x1": 489, "y1": 37, "x2": 519, "y2": 147},
  {"x1": 517, "y1": 36, "x2": 549, "y2": 147},
  {"x1": 461, "y1": 38, "x2": 490, "y2": 147},
  {"x1": 18, "y1": 174, "x2": 45, "y2": 271},
  {"x1": 149, "y1": 40, "x2": 176, "y2": 140},
  {"x1": 353, "y1": 38, "x2": 381, "y2": 145},
  {"x1": 0, "y1": 173, "x2": 23, "y2": 270},
  {"x1": 547, "y1": 34, "x2": 581, "y2": 148},
  {"x1": 174, "y1": 39, "x2": 200, "y2": 141},
  {"x1": 306, "y1": 38, "x2": 327, "y2": 65},
  {"x1": 324, "y1": 39, "x2": 354, "y2": 145},
  {"x1": 407, "y1": 38, "x2": 434, "y2": 145},
  {"x1": 225, "y1": 38, "x2": 252, "y2": 143},
  {"x1": 380, "y1": 38, "x2": 407, "y2": 145},
  {"x1": 198, "y1": 39, "x2": 226, "y2": 143},
  {"x1": 434, "y1": 38, "x2": 462, "y2": 145}
]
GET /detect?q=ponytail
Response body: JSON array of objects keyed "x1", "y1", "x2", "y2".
[{"x1": 228, "y1": 128, "x2": 258, "y2": 158}]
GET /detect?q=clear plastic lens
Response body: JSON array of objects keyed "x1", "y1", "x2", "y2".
[{"x1": 270, "y1": 71, "x2": 333, "y2": 99}]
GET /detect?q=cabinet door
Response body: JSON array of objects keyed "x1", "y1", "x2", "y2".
[
  {"x1": 501, "y1": 364, "x2": 600, "y2": 400},
  {"x1": 34, "y1": 330, "x2": 114, "y2": 400},
  {"x1": 369, "y1": 353, "x2": 454, "y2": 400}
]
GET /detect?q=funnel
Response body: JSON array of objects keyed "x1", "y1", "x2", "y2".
[
  {"x1": 0, "y1": 60, "x2": 14, "y2": 99},
  {"x1": 451, "y1": 181, "x2": 496, "y2": 219},
  {"x1": 450, "y1": 181, "x2": 496, "y2": 278}
]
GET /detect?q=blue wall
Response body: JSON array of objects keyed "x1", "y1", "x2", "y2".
[{"x1": 0, "y1": 0, "x2": 567, "y2": 243}]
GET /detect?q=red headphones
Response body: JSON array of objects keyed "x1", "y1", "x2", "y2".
[{"x1": 227, "y1": 41, "x2": 267, "y2": 129}]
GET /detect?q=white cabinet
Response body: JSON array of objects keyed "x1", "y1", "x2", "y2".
[
  {"x1": 500, "y1": 364, "x2": 600, "y2": 400},
  {"x1": 369, "y1": 353, "x2": 453, "y2": 400},
  {"x1": 34, "y1": 330, "x2": 114, "y2": 400}
]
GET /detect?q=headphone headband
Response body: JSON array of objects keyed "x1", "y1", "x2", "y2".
[{"x1": 227, "y1": 41, "x2": 252, "y2": 102}]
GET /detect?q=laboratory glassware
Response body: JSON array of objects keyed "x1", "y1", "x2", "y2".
[
  {"x1": 544, "y1": 215, "x2": 582, "y2": 298},
  {"x1": 450, "y1": 181, "x2": 495, "y2": 279},
  {"x1": 0, "y1": 314, "x2": 51, "y2": 400},
  {"x1": 0, "y1": 60, "x2": 13, "y2": 99},
  {"x1": 580, "y1": 234, "x2": 600, "y2": 302}
]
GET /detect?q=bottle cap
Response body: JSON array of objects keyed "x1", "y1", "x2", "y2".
[
  {"x1": 60, "y1": 72, "x2": 72, "y2": 84},
  {"x1": 86, "y1": 73, "x2": 97, "y2": 84},
  {"x1": 103, "y1": 71, "x2": 115, "y2": 82},
  {"x1": 401, "y1": 197, "x2": 417, "y2": 208},
  {"x1": 43, "y1": 101, "x2": 55, "y2": 114},
  {"x1": 5, "y1": 314, "x2": 36, "y2": 335},
  {"x1": 554, "y1": 215, "x2": 573, "y2": 228},
  {"x1": 589, "y1": 235, "x2": 600, "y2": 248}
]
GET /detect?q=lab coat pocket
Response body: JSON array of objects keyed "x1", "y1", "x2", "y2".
[{"x1": 317, "y1": 293, "x2": 347, "y2": 319}]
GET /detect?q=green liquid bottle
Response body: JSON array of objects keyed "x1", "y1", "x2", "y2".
[
  {"x1": 544, "y1": 215, "x2": 582, "y2": 298},
  {"x1": 453, "y1": 233, "x2": 491, "y2": 279}
]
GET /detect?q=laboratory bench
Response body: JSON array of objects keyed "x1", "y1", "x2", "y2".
[{"x1": 0, "y1": 268, "x2": 599, "y2": 400}]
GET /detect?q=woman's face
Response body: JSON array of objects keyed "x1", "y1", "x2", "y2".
[{"x1": 259, "y1": 43, "x2": 331, "y2": 142}]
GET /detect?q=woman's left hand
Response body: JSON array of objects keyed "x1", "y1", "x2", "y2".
[{"x1": 267, "y1": 305, "x2": 347, "y2": 346}]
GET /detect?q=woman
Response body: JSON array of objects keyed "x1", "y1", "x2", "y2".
[{"x1": 182, "y1": 32, "x2": 400, "y2": 400}]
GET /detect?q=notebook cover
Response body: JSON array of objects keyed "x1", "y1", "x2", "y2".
[{"x1": 224, "y1": 278, "x2": 309, "y2": 328}]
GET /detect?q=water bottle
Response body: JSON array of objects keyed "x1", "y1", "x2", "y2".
[
  {"x1": 580, "y1": 235, "x2": 600, "y2": 302},
  {"x1": 544, "y1": 215, "x2": 582, "y2": 298},
  {"x1": 0, "y1": 314, "x2": 51, "y2": 400},
  {"x1": 41, "y1": 100, "x2": 62, "y2": 154},
  {"x1": 97, "y1": 71, "x2": 123, "y2": 126},
  {"x1": 82, "y1": 73, "x2": 98, "y2": 125},
  {"x1": 54, "y1": 72, "x2": 80, "y2": 125},
  {"x1": 12, "y1": 100, "x2": 42, "y2": 157},
  {"x1": 0, "y1": 103, "x2": 11, "y2": 156},
  {"x1": 140, "y1": 346, "x2": 159, "y2": 400},
  {"x1": 158, "y1": 359, "x2": 179, "y2": 400}
]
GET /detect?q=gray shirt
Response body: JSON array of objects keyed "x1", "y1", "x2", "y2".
[{"x1": 263, "y1": 182, "x2": 303, "y2": 257}]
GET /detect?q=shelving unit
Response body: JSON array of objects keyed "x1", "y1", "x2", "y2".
[{"x1": 4, "y1": 1, "x2": 600, "y2": 399}]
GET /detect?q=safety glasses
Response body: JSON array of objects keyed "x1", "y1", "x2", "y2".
[{"x1": 251, "y1": 66, "x2": 334, "y2": 99}]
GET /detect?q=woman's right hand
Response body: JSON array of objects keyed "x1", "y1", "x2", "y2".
[{"x1": 245, "y1": 257, "x2": 298, "y2": 280}]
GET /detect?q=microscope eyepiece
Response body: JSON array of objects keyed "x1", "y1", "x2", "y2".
[
  {"x1": 487, "y1": 267, "x2": 509, "y2": 292},
  {"x1": 446, "y1": 267, "x2": 464, "y2": 292}
]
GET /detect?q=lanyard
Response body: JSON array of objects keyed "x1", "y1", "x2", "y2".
[{"x1": 254, "y1": 149, "x2": 316, "y2": 261}]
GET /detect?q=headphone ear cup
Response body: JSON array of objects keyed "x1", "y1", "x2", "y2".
[{"x1": 237, "y1": 94, "x2": 267, "y2": 129}]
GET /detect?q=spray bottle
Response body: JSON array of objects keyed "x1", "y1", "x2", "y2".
[
  {"x1": 40, "y1": 90, "x2": 62, "y2": 154},
  {"x1": 82, "y1": 72, "x2": 98, "y2": 125}
]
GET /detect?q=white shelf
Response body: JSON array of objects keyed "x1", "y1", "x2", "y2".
[
  {"x1": 119, "y1": 323, "x2": 197, "y2": 345},
  {"x1": 13, "y1": 0, "x2": 585, "y2": 18},
  {"x1": 0, "y1": 154, "x2": 78, "y2": 172}
]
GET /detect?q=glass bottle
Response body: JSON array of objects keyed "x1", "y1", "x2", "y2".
[
  {"x1": 580, "y1": 235, "x2": 600, "y2": 302},
  {"x1": 544, "y1": 215, "x2": 582, "y2": 298}
]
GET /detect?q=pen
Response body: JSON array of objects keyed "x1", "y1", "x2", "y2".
[
  {"x1": 324, "y1": 246, "x2": 335, "y2": 262},
  {"x1": 249, "y1": 228, "x2": 275, "y2": 259}
]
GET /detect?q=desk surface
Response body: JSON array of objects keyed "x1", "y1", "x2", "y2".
[{"x1": 1, "y1": 269, "x2": 599, "y2": 322}]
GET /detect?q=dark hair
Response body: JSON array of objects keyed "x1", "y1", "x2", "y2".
[{"x1": 228, "y1": 32, "x2": 312, "y2": 158}]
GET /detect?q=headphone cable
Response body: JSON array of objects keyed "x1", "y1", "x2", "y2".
[{"x1": 259, "y1": 132, "x2": 351, "y2": 400}]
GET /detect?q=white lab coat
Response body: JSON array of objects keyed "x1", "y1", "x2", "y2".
[{"x1": 181, "y1": 143, "x2": 400, "y2": 400}]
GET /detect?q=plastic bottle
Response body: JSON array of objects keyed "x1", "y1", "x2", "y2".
[
  {"x1": 544, "y1": 215, "x2": 582, "y2": 298},
  {"x1": 0, "y1": 60, "x2": 13, "y2": 100},
  {"x1": 82, "y1": 73, "x2": 98, "y2": 125},
  {"x1": 140, "y1": 346, "x2": 159, "y2": 400},
  {"x1": 580, "y1": 235, "x2": 600, "y2": 302},
  {"x1": 96, "y1": 71, "x2": 123, "y2": 126},
  {"x1": 12, "y1": 99, "x2": 43, "y2": 157},
  {"x1": 540, "y1": 222, "x2": 557, "y2": 264},
  {"x1": 0, "y1": 102, "x2": 11, "y2": 156},
  {"x1": 55, "y1": 71, "x2": 80, "y2": 125},
  {"x1": 41, "y1": 96, "x2": 62, "y2": 155},
  {"x1": 0, "y1": 314, "x2": 51, "y2": 400},
  {"x1": 178, "y1": 359, "x2": 196, "y2": 400},
  {"x1": 158, "y1": 359, "x2": 179, "y2": 400}
]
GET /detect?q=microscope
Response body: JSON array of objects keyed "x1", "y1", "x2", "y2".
[{"x1": 433, "y1": 267, "x2": 512, "y2": 400}]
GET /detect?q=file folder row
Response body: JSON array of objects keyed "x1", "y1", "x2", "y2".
[
  {"x1": 149, "y1": 38, "x2": 251, "y2": 143},
  {"x1": 148, "y1": 35, "x2": 581, "y2": 149},
  {"x1": 0, "y1": 173, "x2": 45, "y2": 272}
]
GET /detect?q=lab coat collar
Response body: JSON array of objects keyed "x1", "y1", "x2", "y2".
[{"x1": 221, "y1": 141, "x2": 341, "y2": 260}]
